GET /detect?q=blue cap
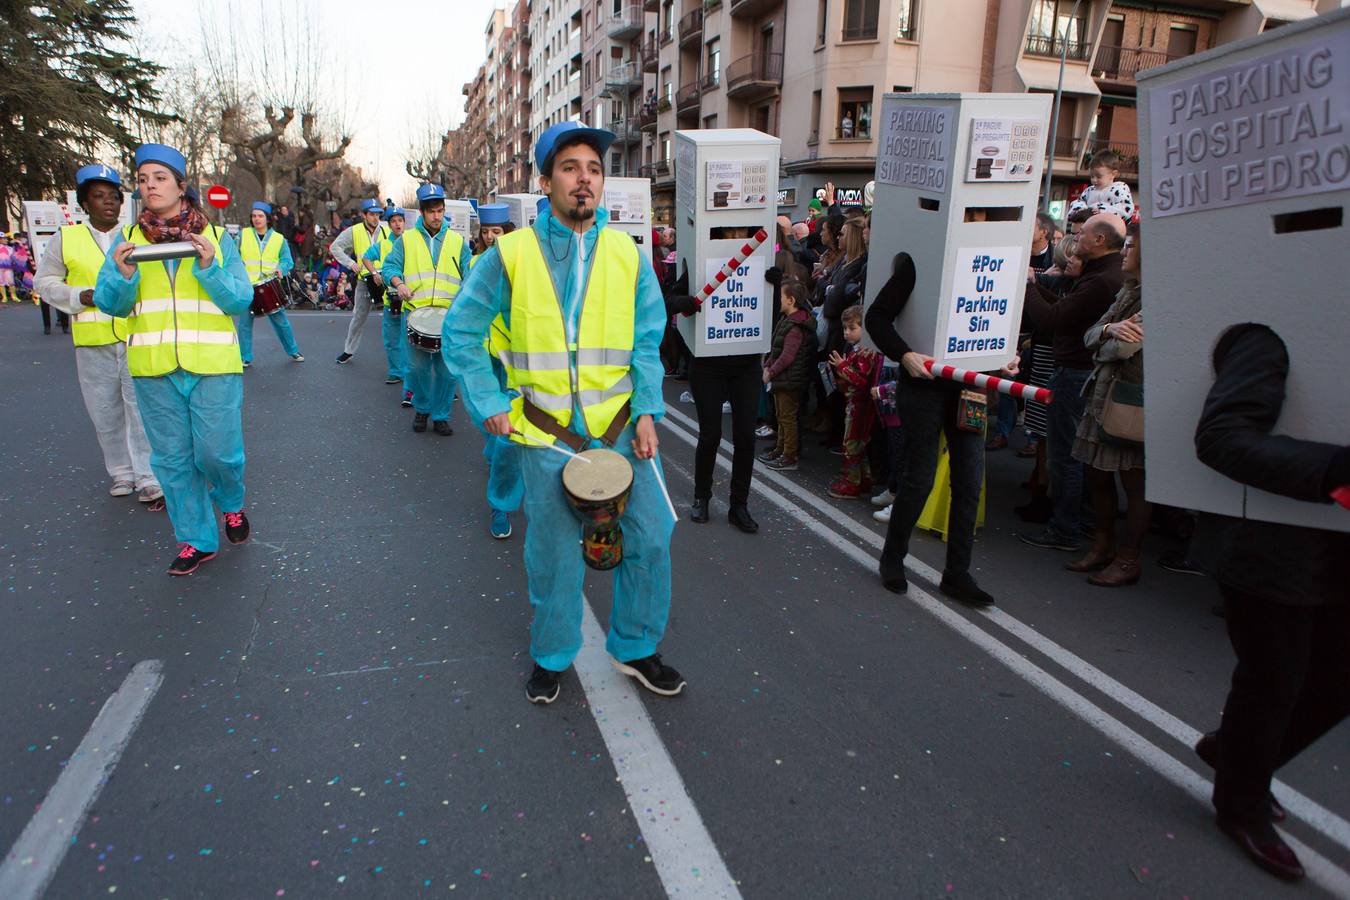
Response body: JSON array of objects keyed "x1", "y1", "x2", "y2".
[
  {"x1": 386, "y1": 207, "x2": 406, "y2": 221},
  {"x1": 252, "y1": 201, "x2": 273, "y2": 215},
  {"x1": 359, "y1": 199, "x2": 382, "y2": 214},
  {"x1": 75, "y1": 164, "x2": 121, "y2": 189},
  {"x1": 415, "y1": 184, "x2": 447, "y2": 204},
  {"x1": 133, "y1": 143, "x2": 187, "y2": 180},
  {"x1": 534, "y1": 121, "x2": 615, "y2": 176},
  {"x1": 478, "y1": 203, "x2": 510, "y2": 226}
]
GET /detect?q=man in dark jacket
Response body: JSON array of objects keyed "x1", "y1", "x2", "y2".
[
  {"x1": 1190, "y1": 323, "x2": 1350, "y2": 883},
  {"x1": 1018, "y1": 213, "x2": 1126, "y2": 552}
]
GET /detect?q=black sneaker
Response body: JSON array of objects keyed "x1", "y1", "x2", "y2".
[
  {"x1": 336, "y1": 352, "x2": 353, "y2": 364},
  {"x1": 432, "y1": 420, "x2": 453, "y2": 436},
  {"x1": 881, "y1": 566, "x2": 909, "y2": 595},
  {"x1": 1159, "y1": 551, "x2": 1205, "y2": 576},
  {"x1": 168, "y1": 544, "x2": 216, "y2": 576},
  {"x1": 613, "y1": 654, "x2": 686, "y2": 696},
  {"x1": 1018, "y1": 528, "x2": 1080, "y2": 552},
  {"x1": 939, "y1": 571, "x2": 995, "y2": 607},
  {"x1": 223, "y1": 510, "x2": 251, "y2": 545},
  {"x1": 401, "y1": 391, "x2": 413, "y2": 408},
  {"x1": 385, "y1": 376, "x2": 401, "y2": 384},
  {"x1": 413, "y1": 413, "x2": 429, "y2": 432},
  {"x1": 526, "y1": 665, "x2": 562, "y2": 704}
]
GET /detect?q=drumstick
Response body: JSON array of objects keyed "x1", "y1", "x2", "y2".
[
  {"x1": 509, "y1": 429, "x2": 592, "y2": 462},
  {"x1": 648, "y1": 456, "x2": 679, "y2": 523}
]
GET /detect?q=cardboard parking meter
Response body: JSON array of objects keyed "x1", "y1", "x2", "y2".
[
  {"x1": 497, "y1": 193, "x2": 546, "y2": 229},
  {"x1": 443, "y1": 199, "x2": 475, "y2": 245},
  {"x1": 864, "y1": 93, "x2": 1050, "y2": 373},
  {"x1": 602, "y1": 176, "x2": 653, "y2": 263},
  {"x1": 1138, "y1": 9, "x2": 1350, "y2": 533},
  {"x1": 673, "y1": 128, "x2": 780, "y2": 357}
]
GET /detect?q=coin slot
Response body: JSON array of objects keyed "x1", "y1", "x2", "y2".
[
  {"x1": 1272, "y1": 207, "x2": 1342, "y2": 234},
  {"x1": 919, "y1": 197, "x2": 941, "y2": 212},
  {"x1": 963, "y1": 206, "x2": 1023, "y2": 223}
]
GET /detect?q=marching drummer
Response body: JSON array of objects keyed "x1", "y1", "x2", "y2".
[
  {"x1": 236, "y1": 201, "x2": 304, "y2": 367},
  {"x1": 332, "y1": 199, "x2": 390, "y2": 365},
  {"x1": 34, "y1": 163, "x2": 164, "y2": 507},
  {"x1": 362, "y1": 206, "x2": 409, "y2": 391},
  {"x1": 382, "y1": 184, "x2": 470, "y2": 435},
  {"x1": 445, "y1": 122, "x2": 684, "y2": 705},
  {"x1": 93, "y1": 143, "x2": 254, "y2": 576}
]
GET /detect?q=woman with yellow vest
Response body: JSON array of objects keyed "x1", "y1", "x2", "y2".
[
  {"x1": 446, "y1": 122, "x2": 683, "y2": 705},
  {"x1": 360, "y1": 207, "x2": 409, "y2": 389},
  {"x1": 93, "y1": 143, "x2": 254, "y2": 576},
  {"x1": 236, "y1": 201, "x2": 304, "y2": 366},
  {"x1": 34, "y1": 163, "x2": 163, "y2": 506},
  {"x1": 382, "y1": 184, "x2": 471, "y2": 435},
  {"x1": 332, "y1": 199, "x2": 390, "y2": 365}
]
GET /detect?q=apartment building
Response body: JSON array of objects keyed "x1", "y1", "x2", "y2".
[
  {"x1": 529, "y1": 0, "x2": 586, "y2": 150},
  {"x1": 579, "y1": 1, "x2": 650, "y2": 180}
]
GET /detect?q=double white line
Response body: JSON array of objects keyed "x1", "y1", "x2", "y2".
[{"x1": 659, "y1": 405, "x2": 1350, "y2": 897}]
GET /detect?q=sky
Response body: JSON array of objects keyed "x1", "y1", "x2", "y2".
[{"x1": 132, "y1": 0, "x2": 505, "y2": 199}]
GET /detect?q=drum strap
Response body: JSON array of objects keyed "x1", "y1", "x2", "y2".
[{"x1": 522, "y1": 398, "x2": 631, "y2": 453}]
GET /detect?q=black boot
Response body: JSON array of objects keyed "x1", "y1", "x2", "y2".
[
  {"x1": 412, "y1": 413, "x2": 429, "y2": 432},
  {"x1": 689, "y1": 498, "x2": 709, "y2": 523},
  {"x1": 728, "y1": 503, "x2": 758, "y2": 534}
]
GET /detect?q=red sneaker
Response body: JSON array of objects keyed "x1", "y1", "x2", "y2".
[
  {"x1": 223, "y1": 510, "x2": 251, "y2": 545},
  {"x1": 827, "y1": 480, "x2": 861, "y2": 499},
  {"x1": 168, "y1": 544, "x2": 216, "y2": 576}
]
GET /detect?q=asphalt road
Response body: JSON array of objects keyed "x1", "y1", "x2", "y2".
[{"x1": 1, "y1": 307, "x2": 1346, "y2": 899}]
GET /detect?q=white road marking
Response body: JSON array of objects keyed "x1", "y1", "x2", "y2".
[
  {"x1": 575, "y1": 599, "x2": 741, "y2": 899},
  {"x1": 659, "y1": 411, "x2": 1350, "y2": 893},
  {"x1": 0, "y1": 660, "x2": 164, "y2": 900}
]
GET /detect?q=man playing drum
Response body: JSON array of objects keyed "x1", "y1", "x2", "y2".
[
  {"x1": 382, "y1": 184, "x2": 470, "y2": 435},
  {"x1": 446, "y1": 121, "x2": 684, "y2": 705},
  {"x1": 332, "y1": 199, "x2": 390, "y2": 365},
  {"x1": 236, "y1": 201, "x2": 304, "y2": 367}
]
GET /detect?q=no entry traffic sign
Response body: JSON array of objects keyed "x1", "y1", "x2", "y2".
[{"x1": 206, "y1": 185, "x2": 231, "y2": 209}]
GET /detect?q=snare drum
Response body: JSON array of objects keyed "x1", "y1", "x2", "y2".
[
  {"x1": 250, "y1": 277, "x2": 286, "y2": 316},
  {"x1": 385, "y1": 288, "x2": 403, "y2": 316},
  {"x1": 406, "y1": 306, "x2": 447, "y2": 353},
  {"x1": 561, "y1": 448, "x2": 634, "y2": 571}
]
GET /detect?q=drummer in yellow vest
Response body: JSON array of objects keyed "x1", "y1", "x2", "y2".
[
  {"x1": 445, "y1": 122, "x2": 683, "y2": 705},
  {"x1": 93, "y1": 143, "x2": 255, "y2": 576},
  {"x1": 34, "y1": 163, "x2": 163, "y2": 506},
  {"x1": 236, "y1": 201, "x2": 304, "y2": 366},
  {"x1": 332, "y1": 199, "x2": 390, "y2": 365},
  {"x1": 382, "y1": 184, "x2": 470, "y2": 435}
]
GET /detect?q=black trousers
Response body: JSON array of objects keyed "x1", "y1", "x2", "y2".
[
  {"x1": 688, "y1": 353, "x2": 761, "y2": 506},
  {"x1": 40, "y1": 301, "x2": 70, "y2": 331},
  {"x1": 1214, "y1": 585, "x2": 1350, "y2": 824}
]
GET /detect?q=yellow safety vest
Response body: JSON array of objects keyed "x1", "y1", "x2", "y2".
[
  {"x1": 496, "y1": 227, "x2": 639, "y2": 446},
  {"x1": 238, "y1": 228, "x2": 284, "y2": 285},
  {"x1": 351, "y1": 223, "x2": 388, "y2": 280},
  {"x1": 470, "y1": 253, "x2": 511, "y2": 360},
  {"x1": 121, "y1": 224, "x2": 242, "y2": 377},
  {"x1": 62, "y1": 224, "x2": 126, "y2": 347},
  {"x1": 401, "y1": 227, "x2": 465, "y2": 310}
]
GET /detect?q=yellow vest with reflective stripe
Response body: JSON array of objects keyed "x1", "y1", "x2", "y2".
[
  {"x1": 351, "y1": 223, "x2": 388, "y2": 280},
  {"x1": 62, "y1": 224, "x2": 126, "y2": 347},
  {"x1": 238, "y1": 228, "x2": 283, "y2": 285},
  {"x1": 402, "y1": 227, "x2": 465, "y2": 310},
  {"x1": 496, "y1": 227, "x2": 638, "y2": 446},
  {"x1": 471, "y1": 253, "x2": 511, "y2": 361},
  {"x1": 121, "y1": 224, "x2": 242, "y2": 377}
]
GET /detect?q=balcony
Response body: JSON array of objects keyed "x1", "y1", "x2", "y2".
[
  {"x1": 678, "y1": 9, "x2": 703, "y2": 48},
  {"x1": 605, "y1": 60, "x2": 643, "y2": 92},
  {"x1": 644, "y1": 0, "x2": 659, "y2": 10},
  {"x1": 1081, "y1": 140, "x2": 1139, "y2": 175},
  {"x1": 660, "y1": 23, "x2": 674, "y2": 45},
  {"x1": 638, "y1": 107, "x2": 658, "y2": 132},
  {"x1": 1050, "y1": 134, "x2": 1081, "y2": 159},
  {"x1": 641, "y1": 39, "x2": 659, "y2": 72},
  {"x1": 611, "y1": 119, "x2": 642, "y2": 145},
  {"x1": 1025, "y1": 34, "x2": 1091, "y2": 61},
  {"x1": 640, "y1": 160, "x2": 672, "y2": 181},
  {"x1": 725, "y1": 52, "x2": 782, "y2": 100},
  {"x1": 842, "y1": 21, "x2": 879, "y2": 41},
  {"x1": 675, "y1": 81, "x2": 701, "y2": 115},
  {"x1": 607, "y1": 4, "x2": 644, "y2": 40},
  {"x1": 701, "y1": 67, "x2": 721, "y2": 91},
  {"x1": 729, "y1": 0, "x2": 781, "y2": 16},
  {"x1": 1092, "y1": 45, "x2": 1184, "y2": 84}
]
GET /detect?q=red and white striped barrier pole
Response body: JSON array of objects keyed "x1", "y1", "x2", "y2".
[
  {"x1": 924, "y1": 360, "x2": 1054, "y2": 404},
  {"x1": 681, "y1": 228, "x2": 770, "y2": 317}
]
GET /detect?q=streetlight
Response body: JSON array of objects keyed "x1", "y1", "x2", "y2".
[{"x1": 1041, "y1": 0, "x2": 1085, "y2": 215}]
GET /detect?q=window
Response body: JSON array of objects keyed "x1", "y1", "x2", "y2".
[
  {"x1": 816, "y1": 0, "x2": 828, "y2": 47},
  {"x1": 584, "y1": 60, "x2": 591, "y2": 88},
  {"x1": 703, "y1": 114, "x2": 718, "y2": 129},
  {"x1": 661, "y1": 66, "x2": 673, "y2": 104},
  {"x1": 1026, "y1": 1, "x2": 1088, "y2": 59},
  {"x1": 1167, "y1": 23, "x2": 1198, "y2": 58},
  {"x1": 809, "y1": 89, "x2": 822, "y2": 143},
  {"x1": 842, "y1": 0, "x2": 879, "y2": 41},
  {"x1": 661, "y1": 133, "x2": 671, "y2": 161},
  {"x1": 836, "y1": 87, "x2": 872, "y2": 139},
  {"x1": 611, "y1": 151, "x2": 622, "y2": 176},
  {"x1": 896, "y1": 0, "x2": 916, "y2": 41},
  {"x1": 705, "y1": 38, "x2": 720, "y2": 87}
]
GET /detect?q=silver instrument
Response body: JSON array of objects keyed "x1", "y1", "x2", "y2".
[{"x1": 126, "y1": 241, "x2": 198, "y2": 263}]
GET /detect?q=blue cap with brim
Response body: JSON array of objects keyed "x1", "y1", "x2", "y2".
[
  {"x1": 75, "y1": 164, "x2": 121, "y2": 189},
  {"x1": 478, "y1": 203, "x2": 510, "y2": 226},
  {"x1": 134, "y1": 143, "x2": 187, "y2": 180},
  {"x1": 386, "y1": 207, "x2": 406, "y2": 221},
  {"x1": 415, "y1": 184, "x2": 447, "y2": 204},
  {"x1": 253, "y1": 201, "x2": 273, "y2": 215},
  {"x1": 360, "y1": 199, "x2": 382, "y2": 214},
  {"x1": 534, "y1": 121, "x2": 615, "y2": 176}
]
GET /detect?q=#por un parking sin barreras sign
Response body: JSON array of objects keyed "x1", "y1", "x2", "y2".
[{"x1": 1146, "y1": 28, "x2": 1350, "y2": 216}]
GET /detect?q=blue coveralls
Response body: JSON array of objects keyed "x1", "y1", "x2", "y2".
[
  {"x1": 94, "y1": 234, "x2": 253, "y2": 553},
  {"x1": 445, "y1": 207, "x2": 673, "y2": 671},
  {"x1": 382, "y1": 220, "x2": 472, "y2": 422},
  {"x1": 236, "y1": 231, "x2": 301, "y2": 362},
  {"x1": 363, "y1": 241, "x2": 407, "y2": 382}
]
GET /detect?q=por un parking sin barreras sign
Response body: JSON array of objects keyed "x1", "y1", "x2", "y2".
[{"x1": 1145, "y1": 28, "x2": 1350, "y2": 217}]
